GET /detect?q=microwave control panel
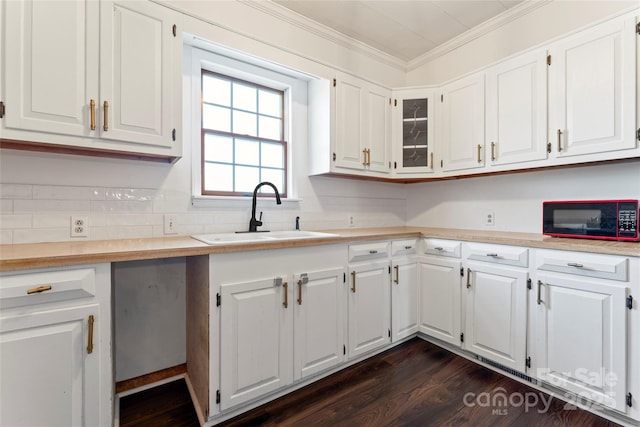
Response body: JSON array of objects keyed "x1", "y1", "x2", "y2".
[{"x1": 618, "y1": 201, "x2": 638, "y2": 238}]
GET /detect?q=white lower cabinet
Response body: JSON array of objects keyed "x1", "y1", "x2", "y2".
[
  {"x1": 0, "y1": 264, "x2": 111, "y2": 427},
  {"x1": 391, "y1": 240, "x2": 419, "y2": 342},
  {"x1": 463, "y1": 261, "x2": 528, "y2": 372},
  {"x1": 293, "y1": 268, "x2": 346, "y2": 381},
  {"x1": 210, "y1": 245, "x2": 347, "y2": 413},
  {"x1": 418, "y1": 255, "x2": 462, "y2": 346},
  {"x1": 347, "y1": 259, "x2": 391, "y2": 358},
  {"x1": 531, "y1": 249, "x2": 634, "y2": 413},
  {"x1": 219, "y1": 275, "x2": 293, "y2": 410}
]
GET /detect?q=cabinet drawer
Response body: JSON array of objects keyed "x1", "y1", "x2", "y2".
[
  {"x1": 391, "y1": 239, "x2": 417, "y2": 257},
  {"x1": 0, "y1": 267, "x2": 96, "y2": 309},
  {"x1": 349, "y1": 241, "x2": 390, "y2": 263},
  {"x1": 535, "y1": 249, "x2": 628, "y2": 282},
  {"x1": 463, "y1": 243, "x2": 529, "y2": 267},
  {"x1": 422, "y1": 239, "x2": 461, "y2": 258}
]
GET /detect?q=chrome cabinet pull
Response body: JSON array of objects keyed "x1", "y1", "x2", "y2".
[
  {"x1": 466, "y1": 268, "x2": 472, "y2": 289},
  {"x1": 103, "y1": 101, "x2": 109, "y2": 131},
  {"x1": 557, "y1": 129, "x2": 563, "y2": 152},
  {"x1": 394, "y1": 265, "x2": 399, "y2": 284},
  {"x1": 537, "y1": 280, "x2": 543, "y2": 305},
  {"x1": 351, "y1": 271, "x2": 356, "y2": 293},
  {"x1": 491, "y1": 141, "x2": 496, "y2": 161},
  {"x1": 27, "y1": 285, "x2": 52, "y2": 295},
  {"x1": 297, "y1": 279, "x2": 303, "y2": 305},
  {"x1": 87, "y1": 315, "x2": 95, "y2": 354},
  {"x1": 89, "y1": 99, "x2": 96, "y2": 130},
  {"x1": 477, "y1": 144, "x2": 482, "y2": 163},
  {"x1": 567, "y1": 262, "x2": 584, "y2": 268}
]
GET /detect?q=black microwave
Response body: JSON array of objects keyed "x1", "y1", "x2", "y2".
[{"x1": 543, "y1": 200, "x2": 639, "y2": 241}]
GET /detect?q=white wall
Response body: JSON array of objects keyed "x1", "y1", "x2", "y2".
[{"x1": 406, "y1": 162, "x2": 640, "y2": 232}]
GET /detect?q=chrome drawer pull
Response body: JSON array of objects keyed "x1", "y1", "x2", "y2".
[{"x1": 567, "y1": 263, "x2": 584, "y2": 268}]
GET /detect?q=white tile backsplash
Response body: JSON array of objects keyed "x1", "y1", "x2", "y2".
[
  {"x1": 0, "y1": 183, "x2": 32, "y2": 199},
  {"x1": 32, "y1": 185, "x2": 105, "y2": 200}
]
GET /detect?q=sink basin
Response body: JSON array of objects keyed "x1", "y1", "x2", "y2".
[
  {"x1": 192, "y1": 230, "x2": 338, "y2": 245},
  {"x1": 268, "y1": 230, "x2": 339, "y2": 240},
  {"x1": 192, "y1": 233, "x2": 275, "y2": 245}
]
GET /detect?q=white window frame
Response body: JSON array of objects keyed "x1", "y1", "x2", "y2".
[{"x1": 185, "y1": 39, "x2": 307, "y2": 205}]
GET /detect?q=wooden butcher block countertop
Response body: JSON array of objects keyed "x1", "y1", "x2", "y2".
[{"x1": 1, "y1": 227, "x2": 638, "y2": 272}]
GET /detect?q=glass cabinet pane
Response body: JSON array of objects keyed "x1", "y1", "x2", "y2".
[{"x1": 402, "y1": 98, "x2": 428, "y2": 168}]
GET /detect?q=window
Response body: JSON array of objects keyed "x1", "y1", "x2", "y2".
[{"x1": 201, "y1": 71, "x2": 287, "y2": 198}]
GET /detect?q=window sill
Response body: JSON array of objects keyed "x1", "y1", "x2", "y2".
[{"x1": 191, "y1": 195, "x2": 302, "y2": 208}]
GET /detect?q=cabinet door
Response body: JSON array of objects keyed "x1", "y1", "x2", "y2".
[
  {"x1": 365, "y1": 83, "x2": 391, "y2": 173},
  {"x1": 0, "y1": 305, "x2": 100, "y2": 427},
  {"x1": 440, "y1": 73, "x2": 485, "y2": 172},
  {"x1": 220, "y1": 276, "x2": 292, "y2": 410},
  {"x1": 418, "y1": 257, "x2": 462, "y2": 346},
  {"x1": 533, "y1": 273, "x2": 628, "y2": 412},
  {"x1": 3, "y1": 0, "x2": 99, "y2": 136},
  {"x1": 391, "y1": 258, "x2": 418, "y2": 341},
  {"x1": 334, "y1": 74, "x2": 365, "y2": 170},
  {"x1": 392, "y1": 89, "x2": 434, "y2": 175},
  {"x1": 548, "y1": 15, "x2": 636, "y2": 157},
  {"x1": 347, "y1": 260, "x2": 390, "y2": 358},
  {"x1": 293, "y1": 268, "x2": 345, "y2": 381},
  {"x1": 100, "y1": 1, "x2": 177, "y2": 147},
  {"x1": 464, "y1": 262, "x2": 527, "y2": 372},
  {"x1": 486, "y1": 49, "x2": 548, "y2": 166}
]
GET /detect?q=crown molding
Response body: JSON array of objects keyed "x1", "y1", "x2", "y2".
[
  {"x1": 407, "y1": 0, "x2": 551, "y2": 71},
  {"x1": 239, "y1": 0, "x2": 407, "y2": 72}
]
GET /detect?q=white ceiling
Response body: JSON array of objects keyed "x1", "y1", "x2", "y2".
[{"x1": 273, "y1": 0, "x2": 524, "y2": 62}]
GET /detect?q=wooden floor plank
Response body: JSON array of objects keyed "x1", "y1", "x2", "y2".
[{"x1": 119, "y1": 339, "x2": 622, "y2": 427}]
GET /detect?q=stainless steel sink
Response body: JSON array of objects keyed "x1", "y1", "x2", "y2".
[{"x1": 192, "y1": 230, "x2": 338, "y2": 245}]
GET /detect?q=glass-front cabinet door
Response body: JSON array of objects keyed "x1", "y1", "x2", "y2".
[{"x1": 392, "y1": 89, "x2": 434, "y2": 176}]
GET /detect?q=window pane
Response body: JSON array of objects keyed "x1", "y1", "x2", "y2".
[
  {"x1": 204, "y1": 163, "x2": 233, "y2": 192},
  {"x1": 258, "y1": 116, "x2": 282, "y2": 140},
  {"x1": 204, "y1": 134, "x2": 233, "y2": 163},
  {"x1": 233, "y1": 83, "x2": 257, "y2": 112},
  {"x1": 260, "y1": 169, "x2": 284, "y2": 194},
  {"x1": 233, "y1": 111, "x2": 257, "y2": 137},
  {"x1": 235, "y1": 166, "x2": 260, "y2": 193},
  {"x1": 203, "y1": 104, "x2": 230, "y2": 132},
  {"x1": 203, "y1": 75, "x2": 230, "y2": 106},
  {"x1": 259, "y1": 90, "x2": 281, "y2": 117},
  {"x1": 235, "y1": 138, "x2": 259, "y2": 166},
  {"x1": 261, "y1": 142, "x2": 284, "y2": 168}
]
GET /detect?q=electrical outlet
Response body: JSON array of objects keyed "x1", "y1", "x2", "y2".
[
  {"x1": 164, "y1": 214, "x2": 178, "y2": 235},
  {"x1": 484, "y1": 211, "x2": 495, "y2": 226},
  {"x1": 348, "y1": 215, "x2": 355, "y2": 227},
  {"x1": 70, "y1": 216, "x2": 88, "y2": 237}
]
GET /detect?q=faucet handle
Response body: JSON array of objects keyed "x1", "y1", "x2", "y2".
[{"x1": 259, "y1": 211, "x2": 263, "y2": 221}]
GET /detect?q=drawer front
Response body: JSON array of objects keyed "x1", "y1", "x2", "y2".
[
  {"x1": 0, "y1": 267, "x2": 96, "y2": 309},
  {"x1": 463, "y1": 243, "x2": 529, "y2": 267},
  {"x1": 391, "y1": 239, "x2": 417, "y2": 257},
  {"x1": 349, "y1": 241, "x2": 390, "y2": 263},
  {"x1": 535, "y1": 249, "x2": 628, "y2": 282},
  {"x1": 422, "y1": 239, "x2": 461, "y2": 258}
]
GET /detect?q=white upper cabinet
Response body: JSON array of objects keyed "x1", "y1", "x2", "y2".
[
  {"x1": 3, "y1": 0, "x2": 99, "y2": 137},
  {"x1": 392, "y1": 88, "x2": 435, "y2": 176},
  {"x1": 100, "y1": 1, "x2": 178, "y2": 148},
  {"x1": 1, "y1": 0, "x2": 181, "y2": 160},
  {"x1": 485, "y1": 49, "x2": 549, "y2": 167},
  {"x1": 548, "y1": 14, "x2": 637, "y2": 159},
  {"x1": 439, "y1": 73, "x2": 486, "y2": 173},
  {"x1": 334, "y1": 72, "x2": 392, "y2": 175}
]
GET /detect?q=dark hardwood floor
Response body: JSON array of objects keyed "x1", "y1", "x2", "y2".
[{"x1": 119, "y1": 339, "x2": 621, "y2": 427}]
